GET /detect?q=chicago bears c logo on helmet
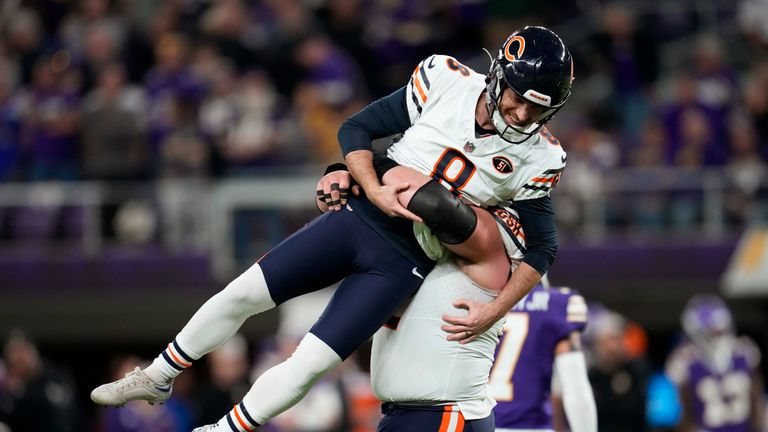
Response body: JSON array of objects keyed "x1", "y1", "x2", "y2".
[
  {"x1": 504, "y1": 35, "x2": 526, "y2": 61},
  {"x1": 492, "y1": 156, "x2": 514, "y2": 174}
]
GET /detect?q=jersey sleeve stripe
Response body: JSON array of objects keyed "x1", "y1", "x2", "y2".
[
  {"x1": 530, "y1": 176, "x2": 559, "y2": 183},
  {"x1": 408, "y1": 76, "x2": 423, "y2": 114},
  {"x1": 521, "y1": 184, "x2": 552, "y2": 192},
  {"x1": 419, "y1": 63, "x2": 431, "y2": 89},
  {"x1": 412, "y1": 66, "x2": 428, "y2": 103}
]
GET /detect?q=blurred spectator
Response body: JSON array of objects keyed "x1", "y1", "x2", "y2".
[
  {"x1": 628, "y1": 117, "x2": 668, "y2": 168},
  {"x1": 199, "y1": 0, "x2": 256, "y2": 72},
  {"x1": 16, "y1": 56, "x2": 80, "y2": 181},
  {"x1": 360, "y1": 1, "x2": 446, "y2": 93},
  {"x1": 586, "y1": 308, "x2": 649, "y2": 432},
  {"x1": 196, "y1": 334, "x2": 251, "y2": 427},
  {"x1": 663, "y1": 74, "x2": 727, "y2": 167},
  {"x1": 81, "y1": 62, "x2": 150, "y2": 241},
  {"x1": 0, "y1": 57, "x2": 21, "y2": 181},
  {"x1": 0, "y1": 330, "x2": 79, "y2": 432},
  {"x1": 690, "y1": 35, "x2": 739, "y2": 151},
  {"x1": 144, "y1": 32, "x2": 205, "y2": 158},
  {"x1": 291, "y1": 33, "x2": 367, "y2": 164},
  {"x1": 743, "y1": 60, "x2": 768, "y2": 155},
  {"x1": 725, "y1": 115, "x2": 767, "y2": 224},
  {"x1": 665, "y1": 294, "x2": 765, "y2": 432},
  {"x1": 589, "y1": 2, "x2": 659, "y2": 141},
  {"x1": 60, "y1": 0, "x2": 127, "y2": 62},
  {"x1": 254, "y1": 0, "x2": 319, "y2": 96},
  {"x1": 75, "y1": 20, "x2": 124, "y2": 93},
  {"x1": 295, "y1": 33, "x2": 367, "y2": 111},
  {"x1": 318, "y1": 0, "x2": 378, "y2": 94},
  {"x1": 99, "y1": 356, "x2": 189, "y2": 432},
  {"x1": 738, "y1": 0, "x2": 768, "y2": 51},
  {"x1": 674, "y1": 108, "x2": 716, "y2": 168},
  {"x1": 201, "y1": 67, "x2": 305, "y2": 173},
  {"x1": 4, "y1": 7, "x2": 47, "y2": 86},
  {"x1": 81, "y1": 62, "x2": 148, "y2": 180},
  {"x1": 158, "y1": 98, "x2": 210, "y2": 178}
]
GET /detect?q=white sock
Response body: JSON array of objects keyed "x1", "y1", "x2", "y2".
[
  {"x1": 144, "y1": 264, "x2": 276, "y2": 383},
  {"x1": 215, "y1": 333, "x2": 342, "y2": 431}
]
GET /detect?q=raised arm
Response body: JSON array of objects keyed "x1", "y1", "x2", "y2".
[{"x1": 338, "y1": 88, "x2": 421, "y2": 221}]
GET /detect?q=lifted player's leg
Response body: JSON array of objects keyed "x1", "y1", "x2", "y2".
[
  {"x1": 381, "y1": 165, "x2": 509, "y2": 291},
  {"x1": 91, "y1": 262, "x2": 277, "y2": 406},
  {"x1": 191, "y1": 208, "x2": 428, "y2": 431},
  {"x1": 91, "y1": 210, "x2": 378, "y2": 407}
]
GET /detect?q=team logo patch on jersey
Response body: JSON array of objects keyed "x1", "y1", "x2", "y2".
[
  {"x1": 493, "y1": 156, "x2": 514, "y2": 174},
  {"x1": 464, "y1": 141, "x2": 475, "y2": 153}
]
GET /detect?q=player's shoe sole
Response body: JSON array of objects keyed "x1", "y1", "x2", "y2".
[{"x1": 90, "y1": 366, "x2": 173, "y2": 407}]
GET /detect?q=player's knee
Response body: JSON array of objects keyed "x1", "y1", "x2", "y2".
[
  {"x1": 223, "y1": 264, "x2": 276, "y2": 312},
  {"x1": 288, "y1": 333, "x2": 342, "y2": 381},
  {"x1": 407, "y1": 180, "x2": 477, "y2": 244}
]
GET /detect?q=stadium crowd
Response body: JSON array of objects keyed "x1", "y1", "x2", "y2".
[{"x1": 0, "y1": 0, "x2": 766, "y2": 183}]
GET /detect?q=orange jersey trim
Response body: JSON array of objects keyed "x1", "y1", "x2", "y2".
[{"x1": 412, "y1": 67, "x2": 428, "y2": 103}]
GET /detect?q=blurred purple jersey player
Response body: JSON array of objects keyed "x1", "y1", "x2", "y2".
[
  {"x1": 665, "y1": 294, "x2": 765, "y2": 432},
  {"x1": 490, "y1": 284, "x2": 597, "y2": 432}
]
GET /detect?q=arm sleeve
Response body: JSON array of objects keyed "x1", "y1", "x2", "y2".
[
  {"x1": 555, "y1": 351, "x2": 598, "y2": 432},
  {"x1": 338, "y1": 87, "x2": 411, "y2": 157},
  {"x1": 512, "y1": 196, "x2": 558, "y2": 275}
]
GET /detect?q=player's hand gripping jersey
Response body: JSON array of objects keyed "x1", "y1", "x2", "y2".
[{"x1": 390, "y1": 55, "x2": 567, "y2": 207}]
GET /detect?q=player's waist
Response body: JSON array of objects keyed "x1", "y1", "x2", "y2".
[{"x1": 381, "y1": 401, "x2": 458, "y2": 414}]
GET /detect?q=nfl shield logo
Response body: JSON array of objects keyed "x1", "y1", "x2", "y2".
[{"x1": 464, "y1": 141, "x2": 475, "y2": 153}]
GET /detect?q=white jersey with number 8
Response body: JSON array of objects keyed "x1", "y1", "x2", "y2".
[{"x1": 388, "y1": 54, "x2": 567, "y2": 207}]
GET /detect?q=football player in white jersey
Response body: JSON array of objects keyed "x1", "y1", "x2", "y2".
[{"x1": 339, "y1": 26, "x2": 572, "y2": 344}]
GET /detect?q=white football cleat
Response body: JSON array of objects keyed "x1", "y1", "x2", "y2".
[
  {"x1": 90, "y1": 367, "x2": 173, "y2": 406},
  {"x1": 191, "y1": 424, "x2": 216, "y2": 432}
]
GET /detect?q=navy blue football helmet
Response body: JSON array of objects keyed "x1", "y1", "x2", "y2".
[{"x1": 485, "y1": 26, "x2": 574, "y2": 143}]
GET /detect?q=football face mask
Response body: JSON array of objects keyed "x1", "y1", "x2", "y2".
[{"x1": 485, "y1": 26, "x2": 573, "y2": 144}]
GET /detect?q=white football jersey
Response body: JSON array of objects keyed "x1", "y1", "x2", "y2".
[
  {"x1": 388, "y1": 54, "x2": 567, "y2": 207},
  {"x1": 370, "y1": 217, "x2": 524, "y2": 420}
]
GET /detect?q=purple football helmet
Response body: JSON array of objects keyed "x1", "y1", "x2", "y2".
[{"x1": 681, "y1": 294, "x2": 734, "y2": 371}]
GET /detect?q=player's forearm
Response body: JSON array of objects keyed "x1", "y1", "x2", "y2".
[
  {"x1": 345, "y1": 150, "x2": 382, "y2": 193},
  {"x1": 488, "y1": 262, "x2": 541, "y2": 318}
]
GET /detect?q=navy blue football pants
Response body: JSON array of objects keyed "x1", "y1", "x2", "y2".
[
  {"x1": 258, "y1": 208, "x2": 433, "y2": 359},
  {"x1": 378, "y1": 403, "x2": 495, "y2": 432}
]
